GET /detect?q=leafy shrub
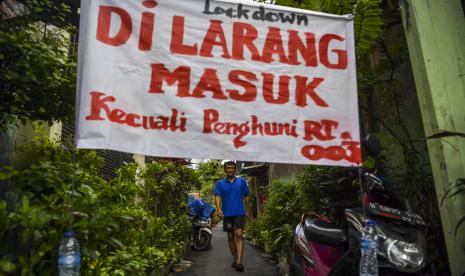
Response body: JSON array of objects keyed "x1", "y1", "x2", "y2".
[
  {"x1": 246, "y1": 166, "x2": 357, "y2": 258},
  {"x1": 257, "y1": 180, "x2": 304, "y2": 254},
  {"x1": 296, "y1": 166, "x2": 359, "y2": 225},
  {"x1": 195, "y1": 160, "x2": 224, "y2": 201},
  {"x1": 0, "y1": 134, "x2": 197, "y2": 275}
]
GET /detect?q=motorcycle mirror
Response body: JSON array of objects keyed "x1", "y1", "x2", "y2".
[{"x1": 363, "y1": 134, "x2": 382, "y2": 156}]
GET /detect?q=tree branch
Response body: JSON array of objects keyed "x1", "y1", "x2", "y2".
[{"x1": 360, "y1": 104, "x2": 401, "y2": 140}]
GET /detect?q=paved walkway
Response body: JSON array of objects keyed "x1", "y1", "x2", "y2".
[{"x1": 177, "y1": 223, "x2": 278, "y2": 276}]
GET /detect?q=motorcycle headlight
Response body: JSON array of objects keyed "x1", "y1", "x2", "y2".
[
  {"x1": 382, "y1": 238, "x2": 425, "y2": 272},
  {"x1": 198, "y1": 219, "x2": 211, "y2": 226}
]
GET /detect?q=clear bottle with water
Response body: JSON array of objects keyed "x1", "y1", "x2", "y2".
[
  {"x1": 359, "y1": 220, "x2": 378, "y2": 276},
  {"x1": 58, "y1": 231, "x2": 80, "y2": 276}
]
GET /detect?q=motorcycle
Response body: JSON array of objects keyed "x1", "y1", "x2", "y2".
[
  {"x1": 290, "y1": 136, "x2": 435, "y2": 276},
  {"x1": 188, "y1": 198, "x2": 215, "y2": 251},
  {"x1": 191, "y1": 216, "x2": 213, "y2": 251}
]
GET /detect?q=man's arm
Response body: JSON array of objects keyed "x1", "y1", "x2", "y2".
[
  {"x1": 244, "y1": 195, "x2": 251, "y2": 217},
  {"x1": 242, "y1": 178, "x2": 251, "y2": 217},
  {"x1": 214, "y1": 181, "x2": 224, "y2": 218},
  {"x1": 215, "y1": 195, "x2": 224, "y2": 218}
]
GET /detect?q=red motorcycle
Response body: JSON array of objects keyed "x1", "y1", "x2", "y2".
[{"x1": 290, "y1": 136, "x2": 435, "y2": 276}]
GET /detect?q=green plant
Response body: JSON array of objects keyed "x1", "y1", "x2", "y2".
[
  {"x1": 247, "y1": 166, "x2": 357, "y2": 257},
  {"x1": 0, "y1": 134, "x2": 197, "y2": 275},
  {"x1": 195, "y1": 160, "x2": 224, "y2": 201},
  {"x1": 296, "y1": 166, "x2": 359, "y2": 225},
  {"x1": 0, "y1": 201, "x2": 16, "y2": 274},
  {"x1": 0, "y1": 0, "x2": 78, "y2": 129},
  {"x1": 139, "y1": 161, "x2": 200, "y2": 217},
  {"x1": 441, "y1": 178, "x2": 465, "y2": 236},
  {"x1": 247, "y1": 179, "x2": 303, "y2": 256}
]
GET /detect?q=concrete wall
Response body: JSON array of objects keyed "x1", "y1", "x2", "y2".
[
  {"x1": 268, "y1": 163, "x2": 306, "y2": 183},
  {"x1": 12, "y1": 122, "x2": 59, "y2": 169}
]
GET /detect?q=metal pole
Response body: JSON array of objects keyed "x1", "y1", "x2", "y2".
[
  {"x1": 358, "y1": 167, "x2": 366, "y2": 219},
  {"x1": 68, "y1": 150, "x2": 76, "y2": 232}
]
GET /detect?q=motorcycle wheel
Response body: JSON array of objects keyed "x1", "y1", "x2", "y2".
[{"x1": 192, "y1": 231, "x2": 211, "y2": 251}]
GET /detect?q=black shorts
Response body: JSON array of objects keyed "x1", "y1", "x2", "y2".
[{"x1": 223, "y1": 216, "x2": 245, "y2": 232}]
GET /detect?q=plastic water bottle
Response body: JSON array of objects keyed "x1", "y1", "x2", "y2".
[
  {"x1": 359, "y1": 220, "x2": 378, "y2": 276},
  {"x1": 58, "y1": 231, "x2": 80, "y2": 276}
]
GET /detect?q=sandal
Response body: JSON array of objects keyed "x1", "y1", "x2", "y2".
[{"x1": 235, "y1": 263, "x2": 244, "y2": 272}]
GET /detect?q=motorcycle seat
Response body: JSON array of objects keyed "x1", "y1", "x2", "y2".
[{"x1": 303, "y1": 217, "x2": 348, "y2": 246}]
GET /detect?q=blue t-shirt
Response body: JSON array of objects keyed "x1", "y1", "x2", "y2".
[{"x1": 214, "y1": 177, "x2": 250, "y2": 217}]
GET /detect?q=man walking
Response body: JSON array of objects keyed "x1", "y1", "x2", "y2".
[{"x1": 215, "y1": 161, "x2": 250, "y2": 272}]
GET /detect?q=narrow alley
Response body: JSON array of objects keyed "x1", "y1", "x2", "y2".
[{"x1": 178, "y1": 223, "x2": 279, "y2": 276}]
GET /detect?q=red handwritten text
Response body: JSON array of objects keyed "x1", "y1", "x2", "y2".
[
  {"x1": 95, "y1": 4, "x2": 347, "y2": 69},
  {"x1": 85, "y1": 91, "x2": 187, "y2": 131},
  {"x1": 149, "y1": 63, "x2": 327, "y2": 108},
  {"x1": 203, "y1": 109, "x2": 299, "y2": 148},
  {"x1": 301, "y1": 141, "x2": 361, "y2": 164}
]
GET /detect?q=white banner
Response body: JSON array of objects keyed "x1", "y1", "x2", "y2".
[{"x1": 76, "y1": 0, "x2": 361, "y2": 166}]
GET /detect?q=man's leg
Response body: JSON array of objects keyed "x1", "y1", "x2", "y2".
[
  {"x1": 234, "y1": 216, "x2": 246, "y2": 271},
  {"x1": 227, "y1": 231, "x2": 237, "y2": 264},
  {"x1": 235, "y1": 228, "x2": 244, "y2": 265},
  {"x1": 224, "y1": 217, "x2": 237, "y2": 264}
]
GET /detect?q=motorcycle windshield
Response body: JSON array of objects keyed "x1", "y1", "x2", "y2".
[{"x1": 364, "y1": 173, "x2": 406, "y2": 210}]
